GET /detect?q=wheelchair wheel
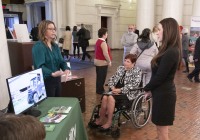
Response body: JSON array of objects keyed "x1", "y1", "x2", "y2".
[{"x1": 131, "y1": 93, "x2": 152, "y2": 128}]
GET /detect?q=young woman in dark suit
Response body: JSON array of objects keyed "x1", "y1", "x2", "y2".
[{"x1": 144, "y1": 18, "x2": 182, "y2": 140}]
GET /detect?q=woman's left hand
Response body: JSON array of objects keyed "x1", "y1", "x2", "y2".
[{"x1": 112, "y1": 88, "x2": 121, "y2": 94}]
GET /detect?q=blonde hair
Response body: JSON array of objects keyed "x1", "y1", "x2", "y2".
[
  {"x1": 152, "y1": 25, "x2": 159, "y2": 33},
  {"x1": 38, "y1": 20, "x2": 56, "y2": 44}
]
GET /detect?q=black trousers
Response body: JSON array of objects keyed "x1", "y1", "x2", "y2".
[
  {"x1": 183, "y1": 57, "x2": 189, "y2": 72},
  {"x1": 188, "y1": 61, "x2": 200, "y2": 81},
  {"x1": 44, "y1": 77, "x2": 61, "y2": 97},
  {"x1": 63, "y1": 49, "x2": 69, "y2": 58},
  {"x1": 81, "y1": 46, "x2": 91, "y2": 60},
  {"x1": 96, "y1": 65, "x2": 108, "y2": 94},
  {"x1": 73, "y1": 43, "x2": 80, "y2": 57}
]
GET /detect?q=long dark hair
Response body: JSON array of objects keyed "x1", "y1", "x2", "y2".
[
  {"x1": 137, "y1": 28, "x2": 151, "y2": 43},
  {"x1": 151, "y1": 18, "x2": 182, "y2": 67},
  {"x1": 73, "y1": 26, "x2": 77, "y2": 31}
]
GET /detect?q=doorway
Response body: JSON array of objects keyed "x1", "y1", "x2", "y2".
[
  {"x1": 101, "y1": 16, "x2": 107, "y2": 28},
  {"x1": 41, "y1": 6, "x2": 46, "y2": 20},
  {"x1": 101, "y1": 16, "x2": 108, "y2": 42}
]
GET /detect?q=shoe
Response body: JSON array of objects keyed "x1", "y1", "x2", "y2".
[
  {"x1": 88, "y1": 122, "x2": 101, "y2": 128},
  {"x1": 187, "y1": 75, "x2": 193, "y2": 82},
  {"x1": 182, "y1": 70, "x2": 189, "y2": 73},
  {"x1": 194, "y1": 79, "x2": 200, "y2": 83},
  {"x1": 98, "y1": 126, "x2": 111, "y2": 132}
]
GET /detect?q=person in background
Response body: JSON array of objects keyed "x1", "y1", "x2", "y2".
[
  {"x1": 0, "y1": 114, "x2": 45, "y2": 140},
  {"x1": 32, "y1": 20, "x2": 71, "y2": 97},
  {"x1": 62, "y1": 26, "x2": 72, "y2": 60},
  {"x1": 77, "y1": 23, "x2": 92, "y2": 61},
  {"x1": 5, "y1": 25, "x2": 13, "y2": 39},
  {"x1": 134, "y1": 25, "x2": 140, "y2": 37},
  {"x1": 150, "y1": 25, "x2": 160, "y2": 48},
  {"x1": 121, "y1": 24, "x2": 138, "y2": 61},
  {"x1": 30, "y1": 24, "x2": 39, "y2": 41},
  {"x1": 72, "y1": 26, "x2": 80, "y2": 58},
  {"x1": 90, "y1": 54, "x2": 142, "y2": 131},
  {"x1": 187, "y1": 36, "x2": 200, "y2": 83},
  {"x1": 144, "y1": 18, "x2": 181, "y2": 140},
  {"x1": 130, "y1": 28, "x2": 158, "y2": 85},
  {"x1": 182, "y1": 28, "x2": 190, "y2": 73},
  {"x1": 94, "y1": 28, "x2": 112, "y2": 94}
]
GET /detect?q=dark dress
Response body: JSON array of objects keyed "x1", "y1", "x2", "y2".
[{"x1": 144, "y1": 47, "x2": 180, "y2": 126}]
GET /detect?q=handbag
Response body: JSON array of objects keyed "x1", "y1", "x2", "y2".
[{"x1": 59, "y1": 38, "x2": 64, "y2": 44}]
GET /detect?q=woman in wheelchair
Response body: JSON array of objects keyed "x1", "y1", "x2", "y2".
[{"x1": 90, "y1": 54, "x2": 142, "y2": 132}]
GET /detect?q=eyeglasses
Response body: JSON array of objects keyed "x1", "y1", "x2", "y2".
[{"x1": 47, "y1": 28, "x2": 56, "y2": 31}]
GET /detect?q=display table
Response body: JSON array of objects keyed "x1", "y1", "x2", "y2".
[{"x1": 38, "y1": 97, "x2": 88, "y2": 140}]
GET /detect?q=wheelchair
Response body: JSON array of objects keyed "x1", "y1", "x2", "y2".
[{"x1": 88, "y1": 73, "x2": 152, "y2": 138}]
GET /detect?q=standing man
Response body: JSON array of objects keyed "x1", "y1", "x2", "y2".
[
  {"x1": 77, "y1": 24, "x2": 92, "y2": 61},
  {"x1": 182, "y1": 28, "x2": 190, "y2": 73},
  {"x1": 187, "y1": 36, "x2": 200, "y2": 82},
  {"x1": 121, "y1": 24, "x2": 138, "y2": 61}
]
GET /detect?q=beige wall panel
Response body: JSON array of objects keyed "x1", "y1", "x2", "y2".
[
  {"x1": 119, "y1": 9, "x2": 136, "y2": 17},
  {"x1": 183, "y1": 4, "x2": 193, "y2": 15},
  {"x1": 76, "y1": 15, "x2": 97, "y2": 24},
  {"x1": 182, "y1": 15, "x2": 192, "y2": 26},
  {"x1": 75, "y1": 6, "x2": 97, "y2": 15},
  {"x1": 156, "y1": 0, "x2": 163, "y2": 5},
  {"x1": 76, "y1": 0, "x2": 96, "y2": 6},
  {"x1": 118, "y1": 17, "x2": 135, "y2": 25},
  {"x1": 184, "y1": 0, "x2": 194, "y2": 4}
]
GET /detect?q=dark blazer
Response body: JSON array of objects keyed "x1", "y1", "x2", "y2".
[
  {"x1": 77, "y1": 28, "x2": 89, "y2": 47},
  {"x1": 144, "y1": 47, "x2": 179, "y2": 125},
  {"x1": 193, "y1": 36, "x2": 200, "y2": 60}
]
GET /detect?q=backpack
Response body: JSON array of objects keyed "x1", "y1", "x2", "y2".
[{"x1": 84, "y1": 29, "x2": 91, "y2": 40}]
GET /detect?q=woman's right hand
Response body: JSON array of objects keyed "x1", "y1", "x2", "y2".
[
  {"x1": 52, "y1": 70, "x2": 63, "y2": 77},
  {"x1": 144, "y1": 91, "x2": 152, "y2": 101}
]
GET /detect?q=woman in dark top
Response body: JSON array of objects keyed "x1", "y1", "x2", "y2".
[
  {"x1": 72, "y1": 26, "x2": 80, "y2": 58},
  {"x1": 144, "y1": 18, "x2": 181, "y2": 140},
  {"x1": 32, "y1": 20, "x2": 71, "y2": 97}
]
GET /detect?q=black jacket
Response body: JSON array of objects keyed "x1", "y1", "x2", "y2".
[
  {"x1": 193, "y1": 36, "x2": 200, "y2": 60},
  {"x1": 77, "y1": 28, "x2": 89, "y2": 47}
]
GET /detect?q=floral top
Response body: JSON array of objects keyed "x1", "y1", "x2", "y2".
[{"x1": 108, "y1": 66, "x2": 142, "y2": 100}]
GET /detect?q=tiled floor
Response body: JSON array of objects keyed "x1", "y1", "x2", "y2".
[{"x1": 72, "y1": 49, "x2": 200, "y2": 140}]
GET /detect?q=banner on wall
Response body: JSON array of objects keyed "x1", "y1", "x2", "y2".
[
  {"x1": 188, "y1": 17, "x2": 200, "y2": 66},
  {"x1": 190, "y1": 16, "x2": 200, "y2": 45}
]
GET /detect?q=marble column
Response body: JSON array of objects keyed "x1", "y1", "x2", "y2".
[
  {"x1": 192, "y1": 0, "x2": 200, "y2": 16},
  {"x1": 45, "y1": 0, "x2": 52, "y2": 20},
  {"x1": 67, "y1": 0, "x2": 76, "y2": 28},
  {"x1": 136, "y1": 0, "x2": 155, "y2": 33},
  {"x1": 162, "y1": 0, "x2": 183, "y2": 25},
  {"x1": 26, "y1": 3, "x2": 32, "y2": 32},
  {"x1": 0, "y1": 0, "x2": 12, "y2": 110}
]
